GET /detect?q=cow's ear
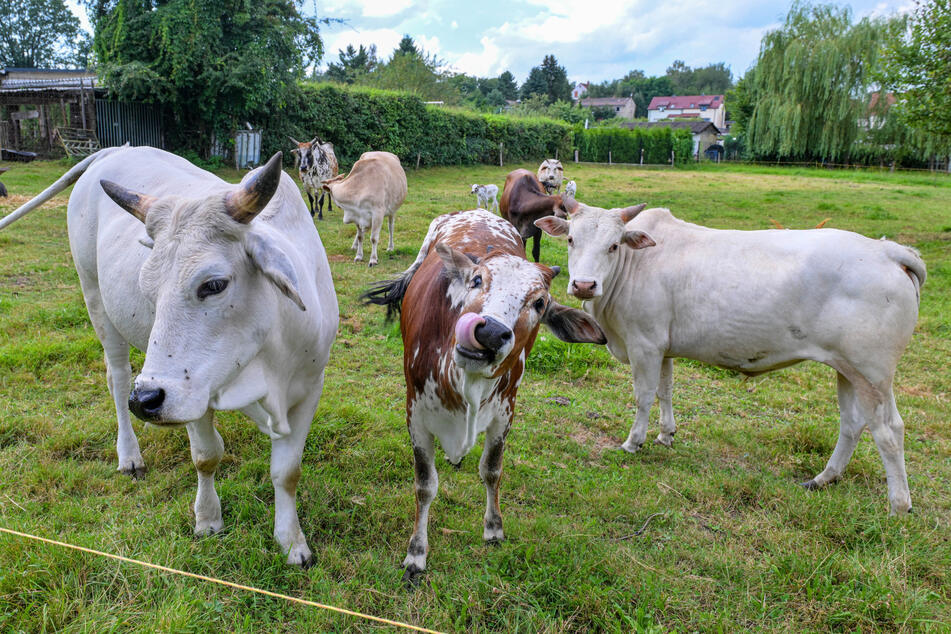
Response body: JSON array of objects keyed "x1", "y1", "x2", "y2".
[
  {"x1": 542, "y1": 301, "x2": 606, "y2": 344},
  {"x1": 100, "y1": 180, "x2": 158, "y2": 222},
  {"x1": 535, "y1": 216, "x2": 569, "y2": 236},
  {"x1": 621, "y1": 230, "x2": 655, "y2": 250},
  {"x1": 245, "y1": 231, "x2": 306, "y2": 311},
  {"x1": 435, "y1": 242, "x2": 476, "y2": 279}
]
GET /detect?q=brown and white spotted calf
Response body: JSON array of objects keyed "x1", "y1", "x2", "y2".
[{"x1": 364, "y1": 208, "x2": 606, "y2": 585}]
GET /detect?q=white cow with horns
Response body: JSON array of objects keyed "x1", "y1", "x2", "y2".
[
  {"x1": 536, "y1": 200, "x2": 926, "y2": 515},
  {"x1": 0, "y1": 146, "x2": 338, "y2": 565}
]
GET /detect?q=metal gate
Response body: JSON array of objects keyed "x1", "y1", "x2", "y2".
[{"x1": 96, "y1": 100, "x2": 164, "y2": 148}]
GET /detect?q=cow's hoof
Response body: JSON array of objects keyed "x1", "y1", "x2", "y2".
[
  {"x1": 353, "y1": 256, "x2": 363, "y2": 262},
  {"x1": 286, "y1": 543, "x2": 314, "y2": 567},
  {"x1": 484, "y1": 535, "x2": 505, "y2": 546},
  {"x1": 654, "y1": 434, "x2": 674, "y2": 447},
  {"x1": 402, "y1": 564, "x2": 425, "y2": 588},
  {"x1": 368, "y1": 261, "x2": 378, "y2": 268},
  {"x1": 118, "y1": 461, "x2": 146, "y2": 480},
  {"x1": 800, "y1": 479, "x2": 821, "y2": 490},
  {"x1": 194, "y1": 519, "x2": 224, "y2": 537},
  {"x1": 620, "y1": 441, "x2": 643, "y2": 454}
]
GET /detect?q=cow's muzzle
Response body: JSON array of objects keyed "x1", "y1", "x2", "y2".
[
  {"x1": 570, "y1": 279, "x2": 598, "y2": 299},
  {"x1": 129, "y1": 387, "x2": 165, "y2": 421},
  {"x1": 454, "y1": 313, "x2": 512, "y2": 362}
]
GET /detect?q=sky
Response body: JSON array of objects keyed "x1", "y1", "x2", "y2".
[{"x1": 67, "y1": 0, "x2": 913, "y2": 85}]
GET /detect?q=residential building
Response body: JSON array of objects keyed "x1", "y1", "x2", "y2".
[
  {"x1": 579, "y1": 96, "x2": 636, "y2": 119},
  {"x1": 571, "y1": 82, "x2": 589, "y2": 101},
  {"x1": 647, "y1": 94, "x2": 725, "y2": 129}
]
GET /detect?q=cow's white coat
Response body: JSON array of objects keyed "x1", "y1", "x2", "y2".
[{"x1": 538, "y1": 203, "x2": 925, "y2": 515}]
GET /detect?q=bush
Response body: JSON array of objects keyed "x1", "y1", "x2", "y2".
[
  {"x1": 262, "y1": 83, "x2": 573, "y2": 168},
  {"x1": 574, "y1": 126, "x2": 694, "y2": 165}
]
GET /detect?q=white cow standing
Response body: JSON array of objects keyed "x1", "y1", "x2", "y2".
[
  {"x1": 0, "y1": 147, "x2": 338, "y2": 564},
  {"x1": 470, "y1": 183, "x2": 499, "y2": 213},
  {"x1": 536, "y1": 201, "x2": 926, "y2": 515},
  {"x1": 322, "y1": 151, "x2": 407, "y2": 267}
]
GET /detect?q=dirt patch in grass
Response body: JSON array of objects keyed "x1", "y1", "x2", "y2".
[
  {"x1": 571, "y1": 426, "x2": 620, "y2": 458},
  {"x1": 0, "y1": 194, "x2": 67, "y2": 210}
]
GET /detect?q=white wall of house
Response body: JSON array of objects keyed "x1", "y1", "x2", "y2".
[{"x1": 648, "y1": 104, "x2": 725, "y2": 129}]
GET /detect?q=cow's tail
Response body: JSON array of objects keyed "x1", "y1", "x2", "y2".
[
  {"x1": 361, "y1": 214, "x2": 443, "y2": 321},
  {"x1": 0, "y1": 144, "x2": 129, "y2": 231},
  {"x1": 883, "y1": 239, "x2": 926, "y2": 303}
]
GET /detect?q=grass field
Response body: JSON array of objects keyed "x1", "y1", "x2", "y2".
[{"x1": 0, "y1": 157, "x2": 949, "y2": 632}]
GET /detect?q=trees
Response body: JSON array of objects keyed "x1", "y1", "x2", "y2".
[
  {"x1": 744, "y1": 2, "x2": 885, "y2": 161},
  {"x1": 498, "y1": 71, "x2": 518, "y2": 100},
  {"x1": 88, "y1": 0, "x2": 326, "y2": 153},
  {"x1": 325, "y1": 44, "x2": 378, "y2": 84},
  {"x1": 665, "y1": 60, "x2": 732, "y2": 95},
  {"x1": 0, "y1": 0, "x2": 87, "y2": 68},
  {"x1": 521, "y1": 55, "x2": 571, "y2": 104},
  {"x1": 880, "y1": 0, "x2": 951, "y2": 140}
]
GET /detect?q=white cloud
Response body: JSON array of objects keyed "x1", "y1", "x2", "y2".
[{"x1": 321, "y1": 0, "x2": 413, "y2": 18}]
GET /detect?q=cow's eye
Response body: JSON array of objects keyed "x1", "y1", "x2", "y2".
[
  {"x1": 470, "y1": 275, "x2": 482, "y2": 289},
  {"x1": 197, "y1": 278, "x2": 229, "y2": 299},
  {"x1": 567, "y1": 236, "x2": 574, "y2": 247},
  {"x1": 533, "y1": 297, "x2": 546, "y2": 312},
  {"x1": 609, "y1": 243, "x2": 619, "y2": 253}
]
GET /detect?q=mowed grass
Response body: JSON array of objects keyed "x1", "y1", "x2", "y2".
[{"x1": 0, "y1": 157, "x2": 949, "y2": 632}]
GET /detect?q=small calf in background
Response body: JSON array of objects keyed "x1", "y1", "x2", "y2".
[
  {"x1": 470, "y1": 183, "x2": 499, "y2": 213},
  {"x1": 564, "y1": 180, "x2": 577, "y2": 200}
]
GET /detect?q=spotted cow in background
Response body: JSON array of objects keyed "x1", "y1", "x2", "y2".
[
  {"x1": 536, "y1": 158, "x2": 564, "y2": 195},
  {"x1": 363, "y1": 208, "x2": 606, "y2": 585},
  {"x1": 289, "y1": 136, "x2": 338, "y2": 220}
]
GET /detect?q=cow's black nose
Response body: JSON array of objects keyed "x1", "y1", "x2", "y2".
[
  {"x1": 474, "y1": 316, "x2": 513, "y2": 352},
  {"x1": 129, "y1": 388, "x2": 165, "y2": 421}
]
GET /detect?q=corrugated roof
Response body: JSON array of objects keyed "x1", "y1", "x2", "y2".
[
  {"x1": 621, "y1": 120, "x2": 720, "y2": 134},
  {"x1": 580, "y1": 97, "x2": 634, "y2": 107}
]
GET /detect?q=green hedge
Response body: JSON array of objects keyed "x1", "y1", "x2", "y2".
[
  {"x1": 263, "y1": 83, "x2": 573, "y2": 168},
  {"x1": 574, "y1": 126, "x2": 694, "y2": 165}
]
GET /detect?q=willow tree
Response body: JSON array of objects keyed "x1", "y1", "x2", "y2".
[{"x1": 746, "y1": 2, "x2": 885, "y2": 161}]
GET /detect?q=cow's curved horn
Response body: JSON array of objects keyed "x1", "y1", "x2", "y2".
[
  {"x1": 619, "y1": 203, "x2": 647, "y2": 223},
  {"x1": 288, "y1": 135, "x2": 301, "y2": 145},
  {"x1": 225, "y1": 152, "x2": 283, "y2": 224},
  {"x1": 100, "y1": 180, "x2": 157, "y2": 222}
]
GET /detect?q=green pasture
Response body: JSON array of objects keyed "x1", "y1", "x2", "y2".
[{"x1": 0, "y1": 158, "x2": 949, "y2": 632}]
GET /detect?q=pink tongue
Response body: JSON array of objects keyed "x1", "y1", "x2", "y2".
[{"x1": 455, "y1": 312, "x2": 486, "y2": 350}]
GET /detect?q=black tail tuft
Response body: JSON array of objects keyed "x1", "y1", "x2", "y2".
[{"x1": 361, "y1": 273, "x2": 413, "y2": 322}]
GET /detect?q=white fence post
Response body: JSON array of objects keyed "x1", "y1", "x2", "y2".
[
  {"x1": 574, "y1": 149, "x2": 579, "y2": 163},
  {"x1": 499, "y1": 142, "x2": 503, "y2": 167},
  {"x1": 608, "y1": 151, "x2": 612, "y2": 165},
  {"x1": 640, "y1": 148, "x2": 644, "y2": 165}
]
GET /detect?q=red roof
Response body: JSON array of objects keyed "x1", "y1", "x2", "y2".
[{"x1": 648, "y1": 95, "x2": 723, "y2": 110}]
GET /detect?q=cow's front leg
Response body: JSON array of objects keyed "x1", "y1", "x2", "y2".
[
  {"x1": 480, "y1": 417, "x2": 510, "y2": 543},
  {"x1": 353, "y1": 225, "x2": 365, "y2": 262},
  {"x1": 403, "y1": 429, "x2": 437, "y2": 585},
  {"x1": 621, "y1": 350, "x2": 662, "y2": 453},
  {"x1": 530, "y1": 233, "x2": 541, "y2": 263},
  {"x1": 655, "y1": 357, "x2": 676, "y2": 446},
  {"x1": 270, "y1": 391, "x2": 319, "y2": 566},
  {"x1": 306, "y1": 191, "x2": 316, "y2": 218},
  {"x1": 186, "y1": 412, "x2": 224, "y2": 536},
  {"x1": 368, "y1": 215, "x2": 383, "y2": 266},
  {"x1": 316, "y1": 191, "x2": 324, "y2": 221}
]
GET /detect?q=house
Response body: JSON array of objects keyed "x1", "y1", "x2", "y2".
[
  {"x1": 647, "y1": 94, "x2": 725, "y2": 129},
  {"x1": 865, "y1": 91, "x2": 897, "y2": 129},
  {"x1": 621, "y1": 120, "x2": 721, "y2": 158},
  {"x1": 579, "y1": 96, "x2": 636, "y2": 119},
  {"x1": 571, "y1": 82, "x2": 589, "y2": 101}
]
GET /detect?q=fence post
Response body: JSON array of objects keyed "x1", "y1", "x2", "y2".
[
  {"x1": 555, "y1": 148, "x2": 558, "y2": 161},
  {"x1": 499, "y1": 142, "x2": 503, "y2": 167},
  {"x1": 640, "y1": 148, "x2": 644, "y2": 165},
  {"x1": 574, "y1": 149, "x2": 579, "y2": 163},
  {"x1": 608, "y1": 151, "x2": 612, "y2": 165},
  {"x1": 670, "y1": 151, "x2": 674, "y2": 166},
  {"x1": 416, "y1": 153, "x2": 421, "y2": 169}
]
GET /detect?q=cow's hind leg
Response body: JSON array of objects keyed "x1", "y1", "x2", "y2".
[
  {"x1": 403, "y1": 429, "x2": 437, "y2": 586},
  {"x1": 353, "y1": 225, "x2": 365, "y2": 262},
  {"x1": 804, "y1": 372, "x2": 863, "y2": 490},
  {"x1": 316, "y1": 191, "x2": 324, "y2": 221},
  {"x1": 81, "y1": 283, "x2": 145, "y2": 477},
  {"x1": 186, "y1": 412, "x2": 224, "y2": 536},
  {"x1": 531, "y1": 233, "x2": 541, "y2": 263},
  {"x1": 480, "y1": 417, "x2": 509, "y2": 543},
  {"x1": 865, "y1": 385, "x2": 911, "y2": 514},
  {"x1": 621, "y1": 350, "x2": 662, "y2": 453},
  {"x1": 386, "y1": 212, "x2": 395, "y2": 252},
  {"x1": 368, "y1": 215, "x2": 383, "y2": 267},
  {"x1": 306, "y1": 191, "x2": 316, "y2": 218},
  {"x1": 655, "y1": 357, "x2": 676, "y2": 446},
  {"x1": 270, "y1": 384, "x2": 321, "y2": 566}
]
